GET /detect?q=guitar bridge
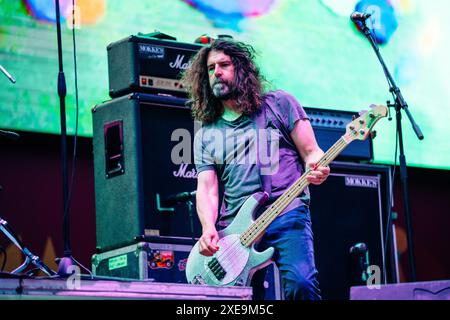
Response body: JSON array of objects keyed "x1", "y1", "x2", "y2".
[
  {"x1": 208, "y1": 258, "x2": 226, "y2": 281},
  {"x1": 192, "y1": 275, "x2": 206, "y2": 285}
]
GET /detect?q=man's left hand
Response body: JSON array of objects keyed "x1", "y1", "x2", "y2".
[{"x1": 306, "y1": 163, "x2": 330, "y2": 185}]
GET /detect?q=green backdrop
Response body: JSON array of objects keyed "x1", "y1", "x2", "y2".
[{"x1": 1, "y1": 0, "x2": 449, "y2": 169}]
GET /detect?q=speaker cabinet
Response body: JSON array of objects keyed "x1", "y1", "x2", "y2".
[
  {"x1": 309, "y1": 161, "x2": 395, "y2": 300},
  {"x1": 92, "y1": 93, "x2": 202, "y2": 252}
]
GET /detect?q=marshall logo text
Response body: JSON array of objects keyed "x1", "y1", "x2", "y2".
[
  {"x1": 169, "y1": 54, "x2": 191, "y2": 70},
  {"x1": 173, "y1": 163, "x2": 198, "y2": 179}
]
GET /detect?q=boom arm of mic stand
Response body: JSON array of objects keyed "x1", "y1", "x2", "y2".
[
  {"x1": 0, "y1": 217, "x2": 56, "y2": 276},
  {"x1": 360, "y1": 22, "x2": 424, "y2": 140},
  {"x1": 0, "y1": 64, "x2": 16, "y2": 84},
  {"x1": 0, "y1": 129, "x2": 20, "y2": 140}
]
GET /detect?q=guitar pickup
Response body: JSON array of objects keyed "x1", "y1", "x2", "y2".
[{"x1": 208, "y1": 258, "x2": 226, "y2": 281}]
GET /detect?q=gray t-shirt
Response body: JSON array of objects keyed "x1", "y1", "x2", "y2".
[{"x1": 194, "y1": 90, "x2": 310, "y2": 227}]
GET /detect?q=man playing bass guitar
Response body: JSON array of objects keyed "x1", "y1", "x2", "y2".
[{"x1": 182, "y1": 39, "x2": 330, "y2": 300}]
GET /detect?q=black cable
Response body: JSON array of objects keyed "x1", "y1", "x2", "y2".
[
  {"x1": 65, "y1": 0, "x2": 79, "y2": 227},
  {"x1": 72, "y1": 256, "x2": 94, "y2": 279},
  {"x1": 63, "y1": 0, "x2": 92, "y2": 276},
  {"x1": 25, "y1": 268, "x2": 41, "y2": 277}
]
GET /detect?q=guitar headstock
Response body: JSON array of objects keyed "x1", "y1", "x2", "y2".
[{"x1": 345, "y1": 105, "x2": 388, "y2": 141}]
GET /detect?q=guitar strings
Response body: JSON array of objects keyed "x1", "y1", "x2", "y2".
[
  {"x1": 197, "y1": 138, "x2": 348, "y2": 283},
  {"x1": 241, "y1": 138, "x2": 348, "y2": 245},
  {"x1": 250, "y1": 138, "x2": 347, "y2": 239}
]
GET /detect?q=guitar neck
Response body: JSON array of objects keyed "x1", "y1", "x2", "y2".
[{"x1": 240, "y1": 135, "x2": 351, "y2": 247}]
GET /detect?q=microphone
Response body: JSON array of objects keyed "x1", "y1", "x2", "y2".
[
  {"x1": 349, "y1": 242, "x2": 367, "y2": 255},
  {"x1": 350, "y1": 11, "x2": 372, "y2": 23},
  {"x1": 163, "y1": 190, "x2": 196, "y2": 206},
  {"x1": 349, "y1": 242, "x2": 370, "y2": 282}
]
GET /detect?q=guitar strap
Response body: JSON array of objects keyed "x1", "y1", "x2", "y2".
[
  {"x1": 254, "y1": 93, "x2": 302, "y2": 204},
  {"x1": 254, "y1": 104, "x2": 272, "y2": 198},
  {"x1": 254, "y1": 94, "x2": 296, "y2": 199}
]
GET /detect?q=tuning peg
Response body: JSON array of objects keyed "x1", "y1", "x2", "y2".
[
  {"x1": 371, "y1": 130, "x2": 377, "y2": 139},
  {"x1": 358, "y1": 110, "x2": 368, "y2": 116}
]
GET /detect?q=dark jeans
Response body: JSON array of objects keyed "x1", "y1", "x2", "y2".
[{"x1": 251, "y1": 205, "x2": 321, "y2": 300}]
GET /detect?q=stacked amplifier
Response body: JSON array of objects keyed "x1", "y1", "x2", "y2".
[
  {"x1": 94, "y1": 34, "x2": 204, "y2": 253},
  {"x1": 96, "y1": 32, "x2": 202, "y2": 252},
  {"x1": 92, "y1": 34, "x2": 205, "y2": 284},
  {"x1": 107, "y1": 33, "x2": 204, "y2": 98}
]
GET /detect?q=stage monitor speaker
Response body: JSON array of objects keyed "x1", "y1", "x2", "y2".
[
  {"x1": 92, "y1": 93, "x2": 202, "y2": 252},
  {"x1": 351, "y1": 280, "x2": 450, "y2": 300},
  {"x1": 309, "y1": 161, "x2": 396, "y2": 300}
]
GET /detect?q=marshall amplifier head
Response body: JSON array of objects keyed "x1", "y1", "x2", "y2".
[{"x1": 107, "y1": 35, "x2": 204, "y2": 98}]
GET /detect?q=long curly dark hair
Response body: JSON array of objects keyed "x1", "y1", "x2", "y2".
[{"x1": 182, "y1": 39, "x2": 266, "y2": 124}]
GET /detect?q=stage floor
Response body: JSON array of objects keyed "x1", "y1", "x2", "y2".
[{"x1": 0, "y1": 274, "x2": 253, "y2": 300}]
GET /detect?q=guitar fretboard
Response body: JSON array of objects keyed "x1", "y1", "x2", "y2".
[{"x1": 240, "y1": 135, "x2": 351, "y2": 247}]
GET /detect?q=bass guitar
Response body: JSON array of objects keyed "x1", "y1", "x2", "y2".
[{"x1": 186, "y1": 105, "x2": 388, "y2": 286}]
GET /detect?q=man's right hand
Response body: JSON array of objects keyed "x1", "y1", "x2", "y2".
[{"x1": 199, "y1": 228, "x2": 220, "y2": 256}]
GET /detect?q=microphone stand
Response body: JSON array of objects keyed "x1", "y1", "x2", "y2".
[
  {"x1": 186, "y1": 200, "x2": 196, "y2": 246},
  {"x1": 0, "y1": 217, "x2": 56, "y2": 276},
  {"x1": 54, "y1": 0, "x2": 75, "y2": 276},
  {"x1": 0, "y1": 129, "x2": 20, "y2": 140},
  {"x1": 1, "y1": 59, "x2": 56, "y2": 277},
  {"x1": 358, "y1": 19, "x2": 424, "y2": 282},
  {"x1": 156, "y1": 192, "x2": 197, "y2": 245},
  {"x1": 0, "y1": 63, "x2": 16, "y2": 84},
  {"x1": 0, "y1": 64, "x2": 20, "y2": 140}
]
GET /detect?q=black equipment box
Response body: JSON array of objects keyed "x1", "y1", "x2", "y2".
[
  {"x1": 107, "y1": 35, "x2": 203, "y2": 98},
  {"x1": 92, "y1": 241, "x2": 193, "y2": 283},
  {"x1": 309, "y1": 161, "x2": 395, "y2": 300},
  {"x1": 305, "y1": 107, "x2": 374, "y2": 162},
  {"x1": 91, "y1": 241, "x2": 284, "y2": 300}
]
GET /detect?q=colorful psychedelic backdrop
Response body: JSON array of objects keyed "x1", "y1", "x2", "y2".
[{"x1": 0, "y1": 0, "x2": 449, "y2": 169}]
